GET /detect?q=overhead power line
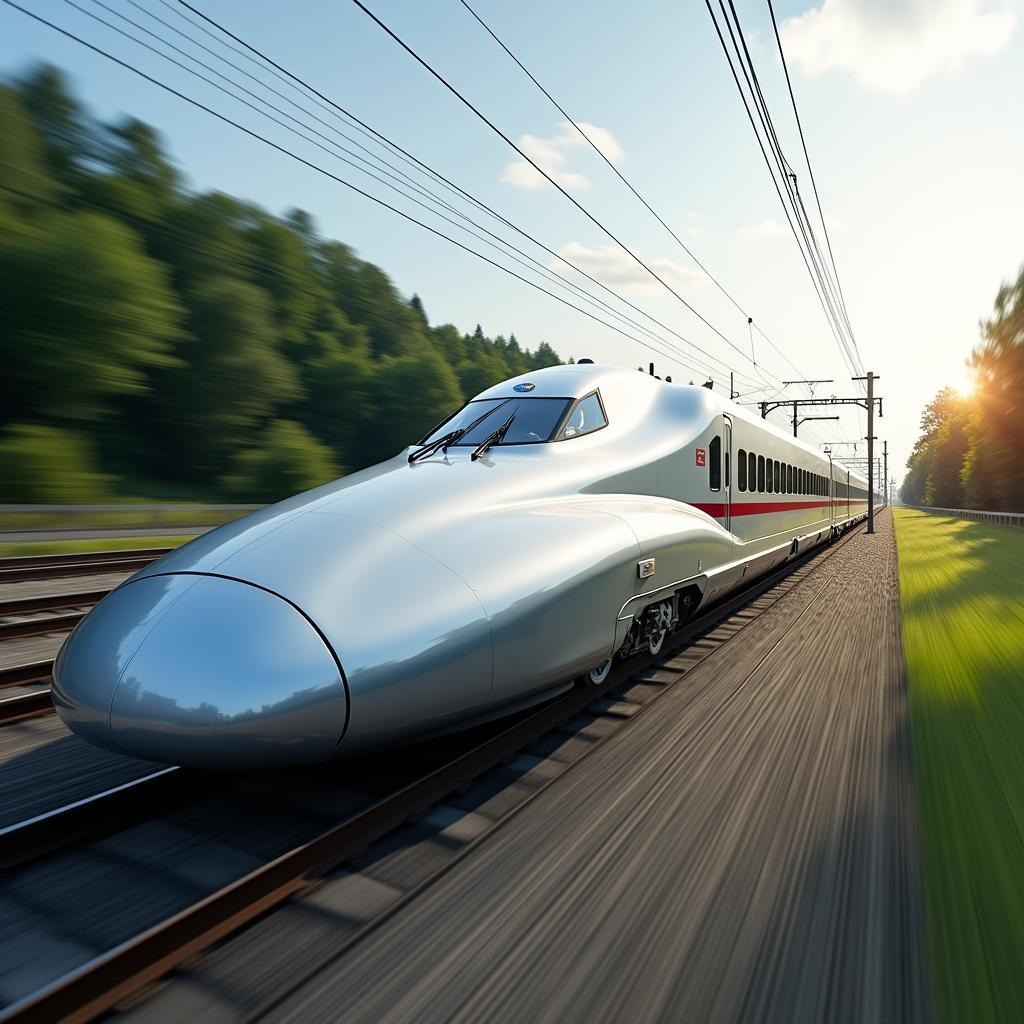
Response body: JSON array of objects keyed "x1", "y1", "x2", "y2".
[
  {"x1": 455, "y1": 0, "x2": 812, "y2": 386},
  {"x1": 702, "y1": 0, "x2": 865, "y2": 384},
  {"x1": 3, "y1": 0, "x2": 758, "y2": 386},
  {"x1": 765, "y1": 0, "x2": 864, "y2": 372},
  {"x1": 66, "y1": 0, "x2": 742, "y2": 382},
  {"x1": 347, "y1": 0, "x2": 779, "y2": 382},
  {"x1": 169, "y1": 0, "x2": 764, "y2": 386}
]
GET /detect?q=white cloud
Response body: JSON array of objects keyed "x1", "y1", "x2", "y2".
[
  {"x1": 501, "y1": 121, "x2": 623, "y2": 191},
  {"x1": 780, "y1": 0, "x2": 1017, "y2": 96},
  {"x1": 739, "y1": 218, "x2": 788, "y2": 239},
  {"x1": 553, "y1": 242, "x2": 706, "y2": 295}
]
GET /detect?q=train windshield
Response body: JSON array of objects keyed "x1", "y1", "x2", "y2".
[{"x1": 422, "y1": 397, "x2": 573, "y2": 446}]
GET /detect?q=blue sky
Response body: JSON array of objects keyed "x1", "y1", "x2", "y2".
[{"x1": 3, "y1": 0, "x2": 1022, "y2": 483}]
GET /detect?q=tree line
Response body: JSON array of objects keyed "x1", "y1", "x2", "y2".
[
  {"x1": 900, "y1": 265, "x2": 1024, "y2": 511},
  {"x1": 0, "y1": 66, "x2": 565, "y2": 504}
]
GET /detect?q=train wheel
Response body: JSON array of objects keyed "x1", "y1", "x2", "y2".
[
  {"x1": 587, "y1": 659, "x2": 613, "y2": 685},
  {"x1": 647, "y1": 600, "x2": 672, "y2": 655}
]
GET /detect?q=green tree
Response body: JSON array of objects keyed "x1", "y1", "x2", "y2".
[
  {"x1": 365, "y1": 347, "x2": 462, "y2": 464},
  {"x1": 0, "y1": 209, "x2": 182, "y2": 425},
  {"x1": 0, "y1": 85, "x2": 62, "y2": 215},
  {"x1": 222, "y1": 419, "x2": 339, "y2": 502},
  {"x1": 0, "y1": 424, "x2": 111, "y2": 502},
  {"x1": 151, "y1": 277, "x2": 298, "y2": 480},
  {"x1": 968, "y1": 264, "x2": 1024, "y2": 510},
  {"x1": 16, "y1": 65, "x2": 96, "y2": 190},
  {"x1": 457, "y1": 351, "x2": 510, "y2": 399}
]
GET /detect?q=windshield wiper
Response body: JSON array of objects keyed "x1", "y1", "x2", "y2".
[
  {"x1": 408, "y1": 401, "x2": 511, "y2": 464},
  {"x1": 408, "y1": 427, "x2": 464, "y2": 464},
  {"x1": 471, "y1": 414, "x2": 516, "y2": 461}
]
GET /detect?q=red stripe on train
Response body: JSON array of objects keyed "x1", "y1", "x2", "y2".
[{"x1": 690, "y1": 500, "x2": 867, "y2": 517}]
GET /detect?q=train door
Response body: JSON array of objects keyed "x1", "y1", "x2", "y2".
[{"x1": 722, "y1": 416, "x2": 733, "y2": 532}]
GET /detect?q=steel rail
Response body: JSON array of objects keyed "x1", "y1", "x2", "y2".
[
  {"x1": 0, "y1": 661, "x2": 53, "y2": 691},
  {"x1": 0, "y1": 548, "x2": 171, "y2": 571},
  {"x1": 0, "y1": 613, "x2": 87, "y2": 643},
  {"x1": 0, "y1": 556, "x2": 160, "y2": 584},
  {"x1": 0, "y1": 690, "x2": 54, "y2": 727},
  {"x1": 0, "y1": 590, "x2": 109, "y2": 617},
  {"x1": 0, "y1": 767, "x2": 186, "y2": 872},
  {"x1": 0, "y1": 518, "x2": 867, "y2": 1024}
]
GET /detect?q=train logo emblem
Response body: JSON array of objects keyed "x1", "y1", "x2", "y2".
[
  {"x1": 695, "y1": 448, "x2": 706, "y2": 467},
  {"x1": 513, "y1": 382, "x2": 536, "y2": 392}
]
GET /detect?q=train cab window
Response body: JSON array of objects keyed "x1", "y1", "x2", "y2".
[
  {"x1": 423, "y1": 396, "x2": 574, "y2": 447},
  {"x1": 709, "y1": 435, "x2": 722, "y2": 491},
  {"x1": 757, "y1": 454, "x2": 765, "y2": 492},
  {"x1": 559, "y1": 392, "x2": 607, "y2": 439},
  {"x1": 737, "y1": 448, "x2": 747, "y2": 491}
]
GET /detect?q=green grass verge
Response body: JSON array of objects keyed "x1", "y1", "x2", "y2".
[
  {"x1": 894, "y1": 508, "x2": 1024, "y2": 1023},
  {"x1": 0, "y1": 535, "x2": 196, "y2": 558}
]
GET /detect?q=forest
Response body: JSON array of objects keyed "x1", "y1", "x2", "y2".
[
  {"x1": 0, "y1": 66, "x2": 564, "y2": 504},
  {"x1": 900, "y1": 264, "x2": 1024, "y2": 512}
]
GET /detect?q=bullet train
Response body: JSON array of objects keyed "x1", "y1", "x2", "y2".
[{"x1": 53, "y1": 362, "x2": 872, "y2": 768}]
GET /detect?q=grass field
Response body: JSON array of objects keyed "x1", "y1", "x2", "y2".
[
  {"x1": 894, "y1": 508, "x2": 1024, "y2": 1023},
  {"x1": 0, "y1": 535, "x2": 195, "y2": 558}
]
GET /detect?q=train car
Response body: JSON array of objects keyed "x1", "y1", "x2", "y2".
[{"x1": 53, "y1": 363, "x2": 872, "y2": 768}]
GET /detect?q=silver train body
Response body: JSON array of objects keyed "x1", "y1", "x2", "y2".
[{"x1": 53, "y1": 364, "x2": 872, "y2": 767}]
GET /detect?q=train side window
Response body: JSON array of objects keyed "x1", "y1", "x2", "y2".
[
  {"x1": 757, "y1": 455, "x2": 765, "y2": 492},
  {"x1": 737, "y1": 448, "x2": 747, "y2": 491},
  {"x1": 786, "y1": 464, "x2": 791, "y2": 493},
  {"x1": 559, "y1": 392, "x2": 607, "y2": 439},
  {"x1": 709, "y1": 435, "x2": 721, "y2": 491},
  {"x1": 775, "y1": 460, "x2": 781, "y2": 492},
  {"x1": 748, "y1": 451, "x2": 756, "y2": 491}
]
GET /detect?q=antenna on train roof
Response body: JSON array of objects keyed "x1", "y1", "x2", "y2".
[
  {"x1": 701, "y1": 380, "x2": 714, "y2": 390},
  {"x1": 577, "y1": 357, "x2": 594, "y2": 364}
]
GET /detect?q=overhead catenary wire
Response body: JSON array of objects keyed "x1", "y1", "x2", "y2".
[
  {"x1": 87, "y1": 0, "x2": 759, "y2": 385},
  {"x1": 765, "y1": 0, "x2": 864, "y2": 373},
  {"x1": 3, "y1": 1, "x2": 752, "y2": 386},
  {"x1": 703, "y1": 0, "x2": 864, "y2": 385},
  {"x1": 64, "y1": 0, "x2": 740, "y2": 382},
  {"x1": 455, "y1": 0, "x2": 812, "y2": 387},
  {"x1": 714, "y1": 0, "x2": 858, "y2": 378},
  {"x1": 347, "y1": 0, "x2": 782, "y2": 383},
  {"x1": 165, "y1": 0, "x2": 763, "y2": 387}
]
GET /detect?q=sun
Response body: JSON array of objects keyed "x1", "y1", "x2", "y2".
[{"x1": 952, "y1": 366, "x2": 975, "y2": 398}]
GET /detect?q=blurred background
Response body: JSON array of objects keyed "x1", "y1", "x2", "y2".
[{"x1": 0, "y1": 63, "x2": 564, "y2": 516}]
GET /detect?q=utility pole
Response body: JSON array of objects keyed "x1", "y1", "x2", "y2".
[{"x1": 853, "y1": 371, "x2": 879, "y2": 534}]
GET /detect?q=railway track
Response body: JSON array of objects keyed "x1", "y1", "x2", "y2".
[
  {"x1": 0, "y1": 521, "x2": 866, "y2": 1024},
  {"x1": 0, "y1": 547, "x2": 169, "y2": 585},
  {"x1": 0, "y1": 662, "x2": 55, "y2": 726},
  {"x1": 0, "y1": 551, "x2": 171, "y2": 725}
]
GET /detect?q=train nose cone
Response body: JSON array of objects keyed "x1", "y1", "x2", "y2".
[{"x1": 53, "y1": 574, "x2": 347, "y2": 767}]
